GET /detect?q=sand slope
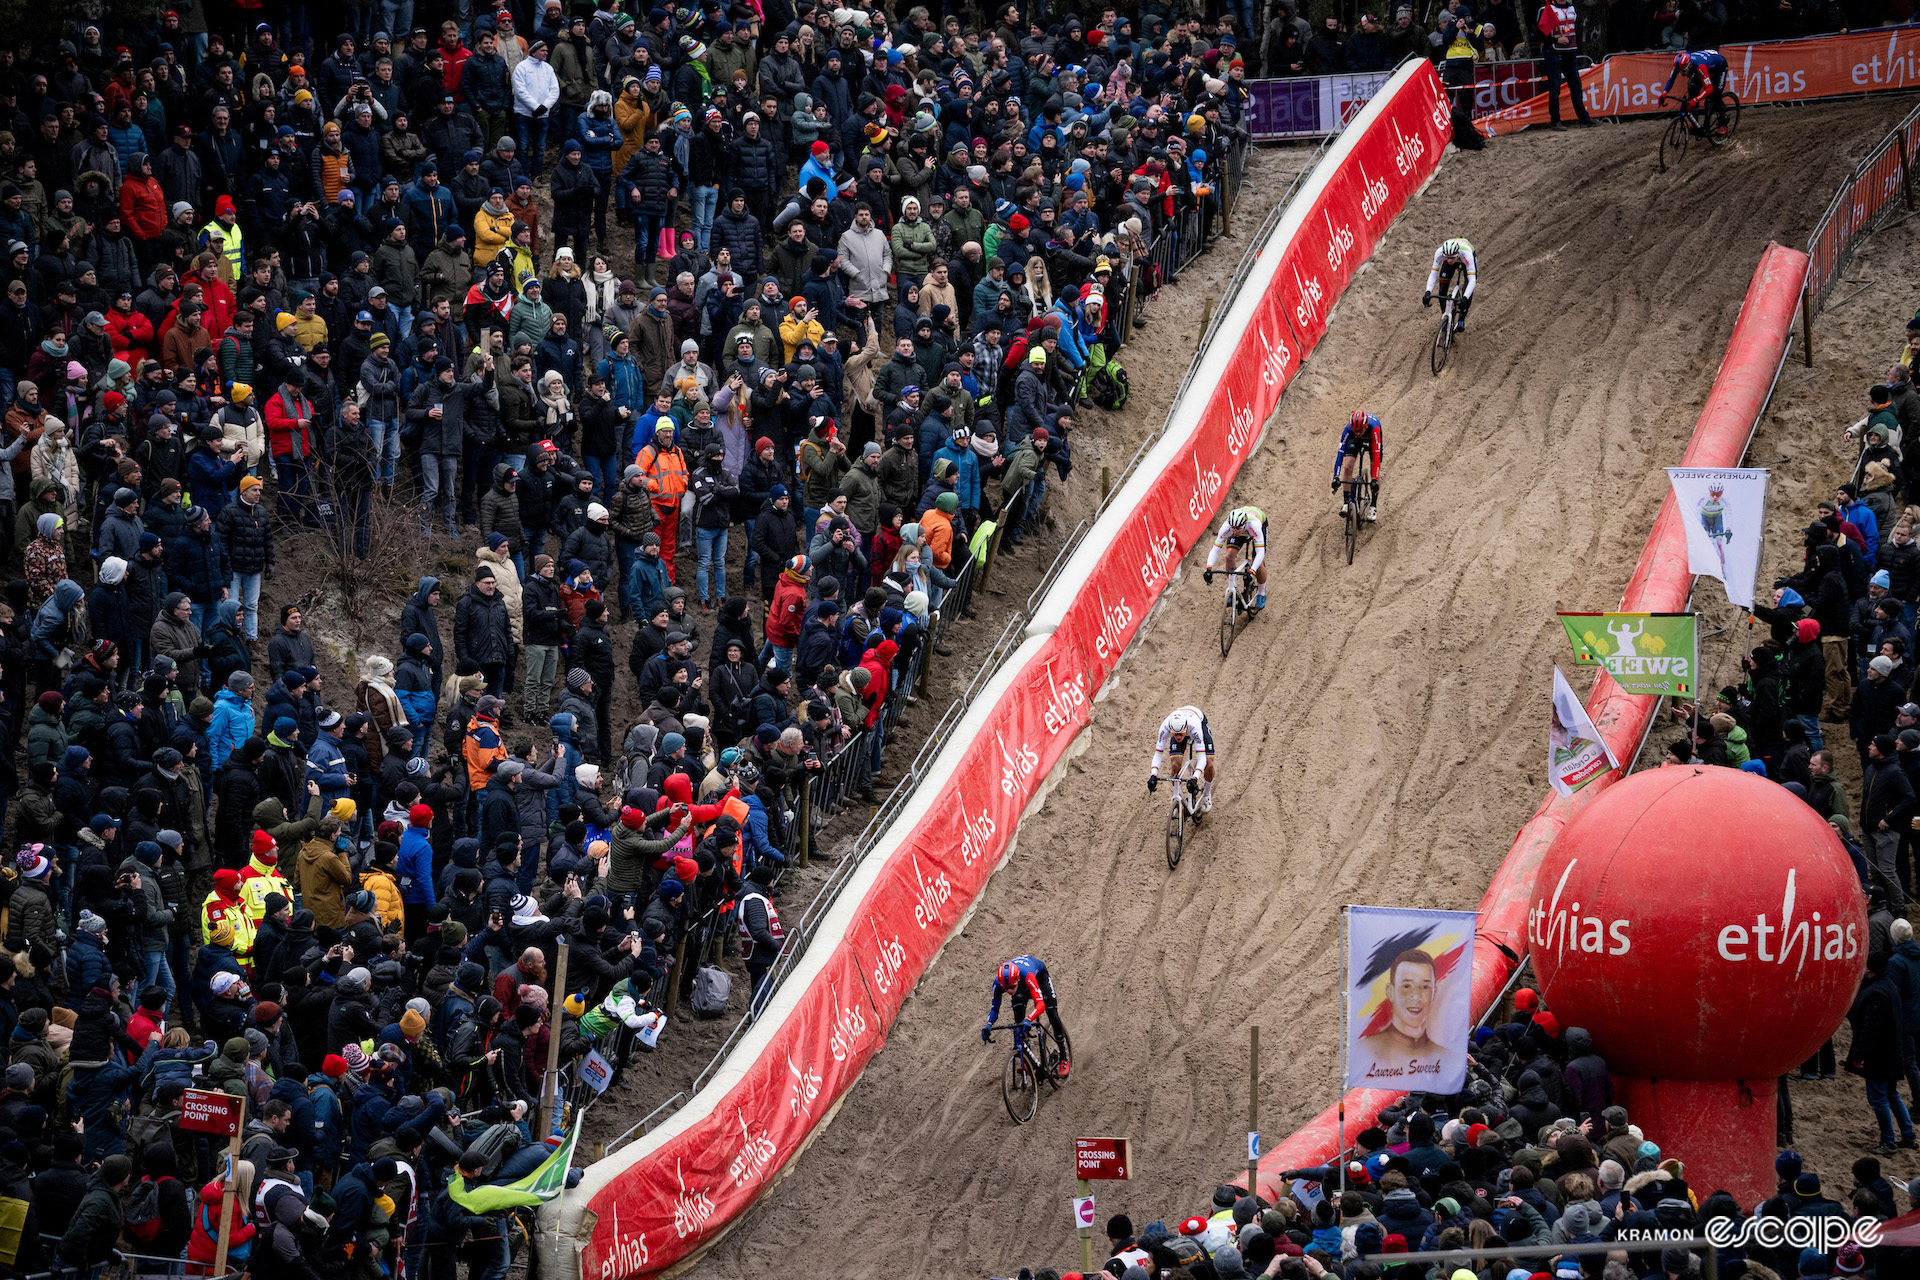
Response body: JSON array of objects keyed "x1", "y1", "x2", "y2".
[{"x1": 684, "y1": 97, "x2": 1919, "y2": 1277}]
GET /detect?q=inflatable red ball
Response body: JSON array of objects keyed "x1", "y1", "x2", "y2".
[{"x1": 1529, "y1": 766, "x2": 1862, "y2": 1080}]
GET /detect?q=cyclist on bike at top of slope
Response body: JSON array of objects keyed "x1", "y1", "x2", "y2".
[
  {"x1": 1148, "y1": 705, "x2": 1215, "y2": 812},
  {"x1": 983, "y1": 956, "x2": 1070, "y2": 1078},
  {"x1": 1204, "y1": 506, "x2": 1269, "y2": 612},
  {"x1": 1423, "y1": 239, "x2": 1477, "y2": 334},
  {"x1": 1332, "y1": 410, "x2": 1383, "y2": 524},
  {"x1": 1666, "y1": 50, "x2": 1730, "y2": 135}
]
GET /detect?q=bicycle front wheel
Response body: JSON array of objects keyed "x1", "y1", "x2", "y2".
[
  {"x1": 1220, "y1": 586, "x2": 1238, "y2": 657},
  {"x1": 1430, "y1": 306, "x2": 1452, "y2": 375},
  {"x1": 1710, "y1": 91, "x2": 1740, "y2": 146},
  {"x1": 1166, "y1": 795, "x2": 1185, "y2": 870},
  {"x1": 1660, "y1": 114, "x2": 1689, "y2": 171},
  {"x1": 1002, "y1": 1044, "x2": 1039, "y2": 1123}
]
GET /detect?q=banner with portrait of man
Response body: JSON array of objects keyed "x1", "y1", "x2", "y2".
[{"x1": 1344, "y1": 906, "x2": 1477, "y2": 1093}]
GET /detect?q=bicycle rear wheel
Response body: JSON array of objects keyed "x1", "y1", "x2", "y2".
[
  {"x1": 1344, "y1": 498, "x2": 1359, "y2": 564},
  {"x1": 1047, "y1": 1026, "x2": 1073, "y2": 1084},
  {"x1": 1710, "y1": 90, "x2": 1740, "y2": 146},
  {"x1": 1166, "y1": 794, "x2": 1185, "y2": 870},
  {"x1": 1660, "y1": 114, "x2": 1689, "y2": 171},
  {"x1": 1430, "y1": 303, "x2": 1452, "y2": 375},
  {"x1": 1219, "y1": 585, "x2": 1238, "y2": 657},
  {"x1": 1002, "y1": 1042, "x2": 1039, "y2": 1123}
]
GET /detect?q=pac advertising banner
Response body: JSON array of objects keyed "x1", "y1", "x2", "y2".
[
  {"x1": 1482, "y1": 27, "x2": 1920, "y2": 134},
  {"x1": 1557, "y1": 612, "x2": 1697, "y2": 697},
  {"x1": 1550, "y1": 666, "x2": 1620, "y2": 798},
  {"x1": 1246, "y1": 72, "x2": 1395, "y2": 139},
  {"x1": 1345, "y1": 905, "x2": 1476, "y2": 1093},
  {"x1": 1666, "y1": 467, "x2": 1768, "y2": 609}
]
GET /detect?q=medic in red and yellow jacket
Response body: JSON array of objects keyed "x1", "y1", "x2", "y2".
[
  {"x1": 201, "y1": 868, "x2": 256, "y2": 967},
  {"x1": 236, "y1": 829, "x2": 294, "y2": 929}
]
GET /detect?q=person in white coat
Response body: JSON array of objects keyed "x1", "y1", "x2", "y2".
[
  {"x1": 837, "y1": 204, "x2": 893, "y2": 311},
  {"x1": 512, "y1": 42, "x2": 563, "y2": 179}
]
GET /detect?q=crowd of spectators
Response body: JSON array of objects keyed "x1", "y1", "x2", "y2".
[
  {"x1": 1021, "y1": 989, "x2": 1906, "y2": 1279},
  {"x1": 0, "y1": 0, "x2": 1255, "y2": 1275}
]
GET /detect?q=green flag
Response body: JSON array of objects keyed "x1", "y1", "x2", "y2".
[
  {"x1": 448, "y1": 1117, "x2": 583, "y2": 1213},
  {"x1": 1557, "y1": 612, "x2": 1697, "y2": 697}
]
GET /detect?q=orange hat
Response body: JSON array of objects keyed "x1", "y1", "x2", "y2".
[{"x1": 239, "y1": 475, "x2": 263, "y2": 494}]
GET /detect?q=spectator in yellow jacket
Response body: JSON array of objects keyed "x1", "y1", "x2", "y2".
[
  {"x1": 779, "y1": 300, "x2": 824, "y2": 364},
  {"x1": 474, "y1": 189, "x2": 516, "y2": 269},
  {"x1": 235, "y1": 830, "x2": 293, "y2": 927}
]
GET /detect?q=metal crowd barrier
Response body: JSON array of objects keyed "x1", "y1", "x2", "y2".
[{"x1": 1806, "y1": 98, "x2": 1920, "y2": 311}]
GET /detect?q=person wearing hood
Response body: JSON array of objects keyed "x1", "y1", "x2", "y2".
[
  {"x1": 296, "y1": 812, "x2": 355, "y2": 930},
  {"x1": 31, "y1": 578, "x2": 85, "y2": 694}
]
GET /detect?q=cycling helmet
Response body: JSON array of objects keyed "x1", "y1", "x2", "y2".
[
  {"x1": 1227, "y1": 508, "x2": 1253, "y2": 531},
  {"x1": 998, "y1": 961, "x2": 1020, "y2": 989},
  {"x1": 1674, "y1": 51, "x2": 1691, "y2": 69},
  {"x1": 1349, "y1": 410, "x2": 1372, "y2": 431}
]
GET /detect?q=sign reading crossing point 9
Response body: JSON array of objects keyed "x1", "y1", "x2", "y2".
[
  {"x1": 1055, "y1": 60, "x2": 1451, "y2": 691},
  {"x1": 1529, "y1": 766, "x2": 1862, "y2": 1081}
]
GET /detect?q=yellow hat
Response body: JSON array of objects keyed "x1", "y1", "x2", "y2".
[
  {"x1": 210, "y1": 920, "x2": 235, "y2": 948},
  {"x1": 275, "y1": 313, "x2": 297, "y2": 333},
  {"x1": 294, "y1": 89, "x2": 314, "y2": 104},
  {"x1": 563, "y1": 993, "x2": 587, "y2": 1018},
  {"x1": 332, "y1": 798, "x2": 357, "y2": 822},
  {"x1": 229, "y1": 382, "x2": 252, "y2": 405},
  {"x1": 1094, "y1": 256, "x2": 1112, "y2": 274},
  {"x1": 1187, "y1": 113, "x2": 1206, "y2": 133}
]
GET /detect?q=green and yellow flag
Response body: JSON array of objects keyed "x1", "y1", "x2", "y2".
[
  {"x1": 448, "y1": 1118, "x2": 583, "y2": 1213},
  {"x1": 1556, "y1": 612, "x2": 1697, "y2": 697}
]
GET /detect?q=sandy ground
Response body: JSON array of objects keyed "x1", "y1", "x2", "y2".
[{"x1": 664, "y1": 96, "x2": 1920, "y2": 1278}]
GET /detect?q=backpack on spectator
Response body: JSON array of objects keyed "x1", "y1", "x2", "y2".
[
  {"x1": 691, "y1": 963, "x2": 731, "y2": 1017},
  {"x1": 1086, "y1": 359, "x2": 1129, "y2": 411},
  {"x1": 124, "y1": 1176, "x2": 164, "y2": 1245}
]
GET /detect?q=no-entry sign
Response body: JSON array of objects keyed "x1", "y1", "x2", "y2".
[
  {"x1": 1075, "y1": 1137, "x2": 1132, "y2": 1180},
  {"x1": 179, "y1": 1088, "x2": 242, "y2": 1136},
  {"x1": 1072, "y1": 1195, "x2": 1096, "y2": 1230}
]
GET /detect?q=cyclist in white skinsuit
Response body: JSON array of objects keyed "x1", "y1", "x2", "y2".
[
  {"x1": 1204, "y1": 505, "x2": 1268, "y2": 612},
  {"x1": 1148, "y1": 705, "x2": 1215, "y2": 812},
  {"x1": 1423, "y1": 238, "x2": 1477, "y2": 332}
]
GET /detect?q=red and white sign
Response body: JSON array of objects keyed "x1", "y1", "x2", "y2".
[
  {"x1": 1073, "y1": 1195, "x2": 1097, "y2": 1229},
  {"x1": 179, "y1": 1088, "x2": 242, "y2": 1136},
  {"x1": 574, "y1": 60, "x2": 1454, "y2": 1280},
  {"x1": 1076, "y1": 1137, "x2": 1133, "y2": 1181}
]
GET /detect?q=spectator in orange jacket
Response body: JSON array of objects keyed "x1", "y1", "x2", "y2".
[
  {"x1": 920, "y1": 490, "x2": 959, "y2": 570},
  {"x1": 634, "y1": 418, "x2": 687, "y2": 579}
]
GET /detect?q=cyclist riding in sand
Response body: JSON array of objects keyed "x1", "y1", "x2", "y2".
[
  {"x1": 1665, "y1": 50, "x2": 1729, "y2": 135},
  {"x1": 1423, "y1": 239, "x2": 1476, "y2": 333},
  {"x1": 1204, "y1": 506, "x2": 1268, "y2": 612},
  {"x1": 982, "y1": 956, "x2": 1071, "y2": 1078},
  {"x1": 1332, "y1": 410, "x2": 1383, "y2": 524},
  {"x1": 1148, "y1": 705, "x2": 1215, "y2": 812}
]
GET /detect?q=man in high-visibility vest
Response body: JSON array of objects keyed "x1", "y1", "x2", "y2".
[
  {"x1": 633, "y1": 419, "x2": 687, "y2": 581},
  {"x1": 199, "y1": 195, "x2": 244, "y2": 286}
]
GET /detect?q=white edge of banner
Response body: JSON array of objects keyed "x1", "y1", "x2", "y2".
[
  {"x1": 552, "y1": 56, "x2": 1439, "y2": 1276},
  {"x1": 1024, "y1": 56, "x2": 1433, "y2": 637}
]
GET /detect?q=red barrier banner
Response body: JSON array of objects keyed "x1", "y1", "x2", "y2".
[
  {"x1": 1248, "y1": 244, "x2": 1811, "y2": 1196},
  {"x1": 578, "y1": 942, "x2": 884, "y2": 1280},
  {"x1": 843, "y1": 633, "x2": 1095, "y2": 1027},
  {"x1": 1482, "y1": 28, "x2": 1920, "y2": 134},
  {"x1": 1058, "y1": 60, "x2": 1453, "y2": 693}
]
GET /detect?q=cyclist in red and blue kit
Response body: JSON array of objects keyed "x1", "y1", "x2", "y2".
[
  {"x1": 1666, "y1": 50, "x2": 1730, "y2": 135},
  {"x1": 1331, "y1": 410, "x2": 1383, "y2": 523},
  {"x1": 982, "y1": 956, "x2": 1071, "y2": 1077}
]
